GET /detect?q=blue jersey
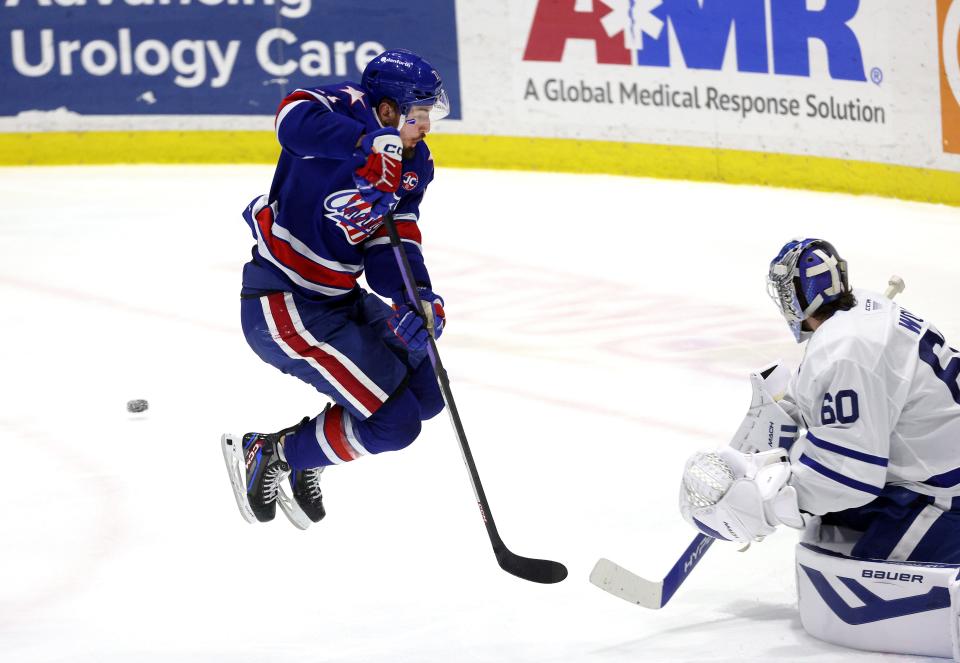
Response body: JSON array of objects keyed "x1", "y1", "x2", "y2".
[{"x1": 241, "y1": 82, "x2": 435, "y2": 301}]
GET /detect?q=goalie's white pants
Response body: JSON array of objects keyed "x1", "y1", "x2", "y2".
[{"x1": 797, "y1": 527, "x2": 960, "y2": 660}]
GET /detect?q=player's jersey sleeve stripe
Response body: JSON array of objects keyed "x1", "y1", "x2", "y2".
[
  {"x1": 366, "y1": 220, "x2": 423, "y2": 250},
  {"x1": 275, "y1": 99, "x2": 309, "y2": 138},
  {"x1": 262, "y1": 293, "x2": 388, "y2": 417},
  {"x1": 364, "y1": 236, "x2": 421, "y2": 249},
  {"x1": 275, "y1": 89, "x2": 331, "y2": 129},
  {"x1": 924, "y1": 466, "x2": 960, "y2": 488},
  {"x1": 798, "y1": 453, "x2": 884, "y2": 496},
  {"x1": 368, "y1": 219, "x2": 422, "y2": 243},
  {"x1": 253, "y1": 200, "x2": 358, "y2": 294},
  {"x1": 805, "y1": 432, "x2": 889, "y2": 466},
  {"x1": 268, "y1": 217, "x2": 362, "y2": 273}
]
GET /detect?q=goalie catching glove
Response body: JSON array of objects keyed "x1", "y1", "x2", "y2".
[{"x1": 679, "y1": 446, "x2": 807, "y2": 545}]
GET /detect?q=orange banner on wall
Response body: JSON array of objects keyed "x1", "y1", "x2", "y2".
[{"x1": 939, "y1": 0, "x2": 960, "y2": 153}]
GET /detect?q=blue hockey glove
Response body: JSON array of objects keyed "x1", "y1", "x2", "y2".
[
  {"x1": 393, "y1": 287, "x2": 445, "y2": 341},
  {"x1": 387, "y1": 305, "x2": 430, "y2": 351},
  {"x1": 353, "y1": 127, "x2": 403, "y2": 219}
]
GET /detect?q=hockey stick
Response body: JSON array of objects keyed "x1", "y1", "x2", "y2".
[
  {"x1": 383, "y1": 213, "x2": 568, "y2": 585},
  {"x1": 591, "y1": 274, "x2": 909, "y2": 606},
  {"x1": 885, "y1": 275, "x2": 905, "y2": 299},
  {"x1": 590, "y1": 534, "x2": 713, "y2": 608}
]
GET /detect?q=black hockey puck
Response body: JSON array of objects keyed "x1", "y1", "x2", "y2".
[{"x1": 126, "y1": 399, "x2": 149, "y2": 413}]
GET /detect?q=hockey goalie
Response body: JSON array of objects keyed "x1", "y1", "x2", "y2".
[{"x1": 680, "y1": 238, "x2": 960, "y2": 660}]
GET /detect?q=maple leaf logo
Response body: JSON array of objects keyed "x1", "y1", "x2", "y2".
[{"x1": 599, "y1": 0, "x2": 664, "y2": 51}]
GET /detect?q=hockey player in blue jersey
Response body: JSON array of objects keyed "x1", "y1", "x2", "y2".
[{"x1": 220, "y1": 49, "x2": 450, "y2": 529}]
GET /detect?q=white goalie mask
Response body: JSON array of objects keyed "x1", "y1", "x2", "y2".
[{"x1": 767, "y1": 238, "x2": 850, "y2": 343}]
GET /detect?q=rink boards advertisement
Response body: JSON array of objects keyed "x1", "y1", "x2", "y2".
[
  {"x1": 515, "y1": 0, "x2": 893, "y2": 144},
  {"x1": 0, "y1": 0, "x2": 461, "y2": 119},
  {"x1": 1, "y1": 0, "x2": 959, "y2": 204},
  {"x1": 498, "y1": 0, "x2": 955, "y2": 172}
]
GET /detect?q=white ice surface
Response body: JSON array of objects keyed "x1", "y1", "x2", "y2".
[{"x1": 2, "y1": 165, "x2": 958, "y2": 662}]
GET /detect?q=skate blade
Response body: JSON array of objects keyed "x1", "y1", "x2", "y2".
[
  {"x1": 220, "y1": 434, "x2": 257, "y2": 524},
  {"x1": 277, "y1": 484, "x2": 312, "y2": 530}
]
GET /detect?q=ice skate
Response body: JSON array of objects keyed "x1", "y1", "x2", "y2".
[
  {"x1": 220, "y1": 418, "x2": 306, "y2": 523},
  {"x1": 278, "y1": 466, "x2": 326, "y2": 529}
]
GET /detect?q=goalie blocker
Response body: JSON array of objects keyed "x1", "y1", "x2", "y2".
[{"x1": 797, "y1": 521, "x2": 960, "y2": 660}]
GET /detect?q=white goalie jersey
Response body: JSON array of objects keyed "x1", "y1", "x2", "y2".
[{"x1": 784, "y1": 288, "x2": 960, "y2": 516}]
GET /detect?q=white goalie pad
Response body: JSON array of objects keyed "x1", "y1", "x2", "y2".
[{"x1": 796, "y1": 541, "x2": 960, "y2": 660}]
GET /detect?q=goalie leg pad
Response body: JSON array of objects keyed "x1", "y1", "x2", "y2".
[
  {"x1": 952, "y1": 576, "x2": 960, "y2": 661},
  {"x1": 796, "y1": 542, "x2": 960, "y2": 660}
]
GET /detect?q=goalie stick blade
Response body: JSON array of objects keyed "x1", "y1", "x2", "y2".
[
  {"x1": 496, "y1": 549, "x2": 568, "y2": 584},
  {"x1": 590, "y1": 558, "x2": 663, "y2": 608},
  {"x1": 590, "y1": 534, "x2": 716, "y2": 609}
]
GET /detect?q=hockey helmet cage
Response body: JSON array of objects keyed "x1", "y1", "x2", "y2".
[{"x1": 767, "y1": 238, "x2": 850, "y2": 342}]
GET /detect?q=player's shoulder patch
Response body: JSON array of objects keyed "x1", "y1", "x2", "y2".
[
  {"x1": 400, "y1": 170, "x2": 420, "y2": 192},
  {"x1": 398, "y1": 143, "x2": 434, "y2": 194}
]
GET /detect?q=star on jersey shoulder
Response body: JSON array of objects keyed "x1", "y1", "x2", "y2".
[{"x1": 340, "y1": 85, "x2": 367, "y2": 108}]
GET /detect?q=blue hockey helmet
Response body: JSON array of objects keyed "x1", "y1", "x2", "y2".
[
  {"x1": 767, "y1": 238, "x2": 850, "y2": 342},
  {"x1": 361, "y1": 49, "x2": 449, "y2": 121}
]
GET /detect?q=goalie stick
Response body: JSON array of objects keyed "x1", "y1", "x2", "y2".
[
  {"x1": 590, "y1": 534, "x2": 714, "y2": 608},
  {"x1": 591, "y1": 275, "x2": 906, "y2": 607},
  {"x1": 884, "y1": 275, "x2": 905, "y2": 299},
  {"x1": 383, "y1": 213, "x2": 568, "y2": 585}
]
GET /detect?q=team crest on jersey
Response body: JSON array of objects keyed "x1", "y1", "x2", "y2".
[
  {"x1": 401, "y1": 171, "x2": 419, "y2": 191},
  {"x1": 323, "y1": 189, "x2": 384, "y2": 244}
]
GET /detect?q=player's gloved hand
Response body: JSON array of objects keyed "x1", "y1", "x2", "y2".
[
  {"x1": 387, "y1": 305, "x2": 430, "y2": 351},
  {"x1": 415, "y1": 288, "x2": 445, "y2": 340},
  {"x1": 679, "y1": 447, "x2": 804, "y2": 545},
  {"x1": 353, "y1": 127, "x2": 403, "y2": 219},
  {"x1": 393, "y1": 287, "x2": 445, "y2": 341}
]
